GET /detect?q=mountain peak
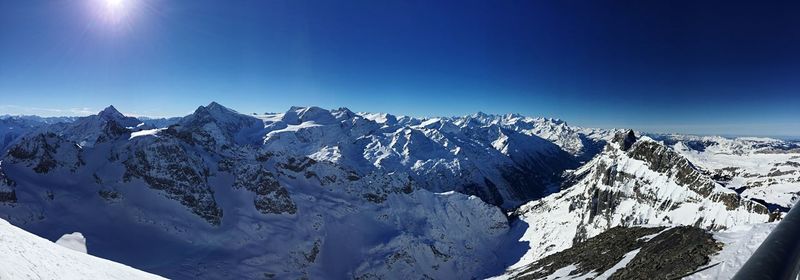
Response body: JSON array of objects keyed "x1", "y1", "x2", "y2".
[
  {"x1": 331, "y1": 107, "x2": 356, "y2": 121},
  {"x1": 96, "y1": 105, "x2": 140, "y2": 127},
  {"x1": 98, "y1": 105, "x2": 124, "y2": 119},
  {"x1": 283, "y1": 106, "x2": 336, "y2": 125},
  {"x1": 188, "y1": 102, "x2": 243, "y2": 121},
  {"x1": 206, "y1": 101, "x2": 224, "y2": 110},
  {"x1": 614, "y1": 129, "x2": 638, "y2": 151},
  {"x1": 184, "y1": 102, "x2": 253, "y2": 127},
  {"x1": 201, "y1": 102, "x2": 236, "y2": 114}
]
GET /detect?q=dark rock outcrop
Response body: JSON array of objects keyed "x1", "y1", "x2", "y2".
[
  {"x1": 513, "y1": 226, "x2": 721, "y2": 280},
  {"x1": 628, "y1": 141, "x2": 768, "y2": 214},
  {"x1": 613, "y1": 129, "x2": 638, "y2": 151},
  {"x1": 7, "y1": 133, "x2": 83, "y2": 173},
  {"x1": 230, "y1": 163, "x2": 297, "y2": 215},
  {"x1": 611, "y1": 226, "x2": 722, "y2": 279},
  {"x1": 123, "y1": 139, "x2": 223, "y2": 225}
]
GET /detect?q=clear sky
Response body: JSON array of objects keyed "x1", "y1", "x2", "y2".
[{"x1": 0, "y1": 0, "x2": 798, "y2": 136}]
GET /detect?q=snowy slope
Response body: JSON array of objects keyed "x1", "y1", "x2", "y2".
[
  {"x1": 497, "y1": 131, "x2": 770, "y2": 274},
  {"x1": 0, "y1": 217, "x2": 165, "y2": 280},
  {"x1": 449, "y1": 113, "x2": 619, "y2": 162},
  {"x1": 254, "y1": 106, "x2": 580, "y2": 208},
  {"x1": 55, "y1": 232, "x2": 88, "y2": 253},
  {"x1": 0, "y1": 103, "x2": 531, "y2": 279},
  {"x1": 0, "y1": 117, "x2": 59, "y2": 152},
  {"x1": 0, "y1": 103, "x2": 796, "y2": 279},
  {"x1": 685, "y1": 222, "x2": 778, "y2": 280},
  {"x1": 667, "y1": 137, "x2": 800, "y2": 210}
]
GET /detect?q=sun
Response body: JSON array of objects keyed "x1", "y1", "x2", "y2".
[
  {"x1": 95, "y1": 0, "x2": 133, "y2": 26},
  {"x1": 105, "y1": 0, "x2": 125, "y2": 10}
]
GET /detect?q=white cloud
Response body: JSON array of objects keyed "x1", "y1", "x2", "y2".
[{"x1": 0, "y1": 105, "x2": 96, "y2": 117}]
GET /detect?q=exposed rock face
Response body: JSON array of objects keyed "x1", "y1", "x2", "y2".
[
  {"x1": 0, "y1": 169, "x2": 15, "y2": 203},
  {"x1": 612, "y1": 226, "x2": 721, "y2": 279},
  {"x1": 628, "y1": 141, "x2": 767, "y2": 213},
  {"x1": 508, "y1": 226, "x2": 721, "y2": 280},
  {"x1": 173, "y1": 102, "x2": 262, "y2": 151},
  {"x1": 0, "y1": 104, "x2": 530, "y2": 278},
  {"x1": 227, "y1": 162, "x2": 297, "y2": 215},
  {"x1": 0, "y1": 117, "x2": 48, "y2": 151},
  {"x1": 123, "y1": 138, "x2": 223, "y2": 225},
  {"x1": 6, "y1": 132, "x2": 83, "y2": 173},
  {"x1": 664, "y1": 136, "x2": 800, "y2": 210},
  {"x1": 60, "y1": 105, "x2": 140, "y2": 147},
  {"x1": 2, "y1": 103, "x2": 795, "y2": 279},
  {"x1": 613, "y1": 129, "x2": 638, "y2": 151},
  {"x1": 512, "y1": 226, "x2": 666, "y2": 279},
  {"x1": 505, "y1": 136, "x2": 769, "y2": 266}
]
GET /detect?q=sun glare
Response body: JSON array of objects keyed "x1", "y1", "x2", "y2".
[
  {"x1": 95, "y1": 0, "x2": 133, "y2": 26},
  {"x1": 105, "y1": 0, "x2": 125, "y2": 10}
]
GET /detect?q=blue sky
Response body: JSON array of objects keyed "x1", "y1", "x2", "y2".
[{"x1": 0, "y1": 0, "x2": 798, "y2": 136}]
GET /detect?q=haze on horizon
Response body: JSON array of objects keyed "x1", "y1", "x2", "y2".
[{"x1": 1, "y1": 1, "x2": 798, "y2": 137}]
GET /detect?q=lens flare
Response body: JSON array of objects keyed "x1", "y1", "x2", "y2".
[{"x1": 96, "y1": 0, "x2": 132, "y2": 26}]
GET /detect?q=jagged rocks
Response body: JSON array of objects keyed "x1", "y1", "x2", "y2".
[
  {"x1": 610, "y1": 226, "x2": 722, "y2": 279},
  {"x1": 3, "y1": 104, "x2": 790, "y2": 279},
  {"x1": 506, "y1": 136, "x2": 770, "y2": 267},
  {"x1": 123, "y1": 139, "x2": 223, "y2": 225},
  {"x1": 303, "y1": 240, "x2": 321, "y2": 263},
  {"x1": 230, "y1": 163, "x2": 297, "y2": 215},
  {"x1": 510, "y1": 226, "x2": 720, "y2": 280},
  {"x1": 613, "y1": 129, "x2": 638, "y2": 151},
  {"x1": 362, "y1": 193, "x2": 387, "y2": 203},
  {"x1": 629, "y1": 141, "x2": 714, "y2": 196},
  {"x1": 512, "y1": 226, "x2": 665, "y2": 279},
  {"x1": 629, "y1": 141, "x2": 768, "y2": 214},
  {"x1": 0, "y1": 190, "x2": 16, "y2": 203},
  {"x1": 98, "y1": 189, "x2": 121, "y2": 202},
  {"x1": 461, "y1": 179, "x2": 505, "y2": 206},
  {"x1": 172, "y1": 102, "x2": 261, "y2": 151},
  {"x1": 278, "y1": 157, "x2": 317, "y2": 173},
  {"x1": 6, "y1": 133, "x2": 83, "y2": 173},
  {"x1": 0, "y1": 167, "x2": 15, "y2": 203}
]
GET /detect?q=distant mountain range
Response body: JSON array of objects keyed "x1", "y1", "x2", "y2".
[{"x1": 0, "y1": 103, "x2": 797, "y2": 279}]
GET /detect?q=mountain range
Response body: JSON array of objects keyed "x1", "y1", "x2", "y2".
[{"x1": 0, "y1": 103, "x2": 798, "y2": 279}]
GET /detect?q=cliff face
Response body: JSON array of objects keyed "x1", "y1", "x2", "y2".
[{"x1": 501, "y1": 133, "x2": 769, "y2": 271}]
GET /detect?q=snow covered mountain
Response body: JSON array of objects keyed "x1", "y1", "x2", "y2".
[
  {"x1": 0, "y1": 116, "x2": 78, "y2": 151},
  {"x1": 451, "y1": 112, "x2": 618, "y2": 162},
  {"x1": 0, "y1": 217, "x2": 165, "y2": 279},
  {"x1": 656, "y1": 134, "x2": 800, "y2": 210},
  {"x1": 0, "y1": 103, "x2": 564, "y2": 278},
  {"x1": 494, "y1": 130, "x2": 778, "y2": 277},
  {"x1": 0, "y1": 103, "x2": 796, "y2": 279}
]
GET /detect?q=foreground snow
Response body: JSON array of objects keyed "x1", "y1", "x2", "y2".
[
  {"x1": 686, "y1": 222, "x2": 778, "y2": 280},
  {"x1": 0, "y1": 218, "x2": 165, "y2": 280},
  {"x1": 55, "y1": 232, "x2": 87, "y2": 253},
  {"x1": 489, "y1": 223, "x2": 777, "y2": 280}
]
